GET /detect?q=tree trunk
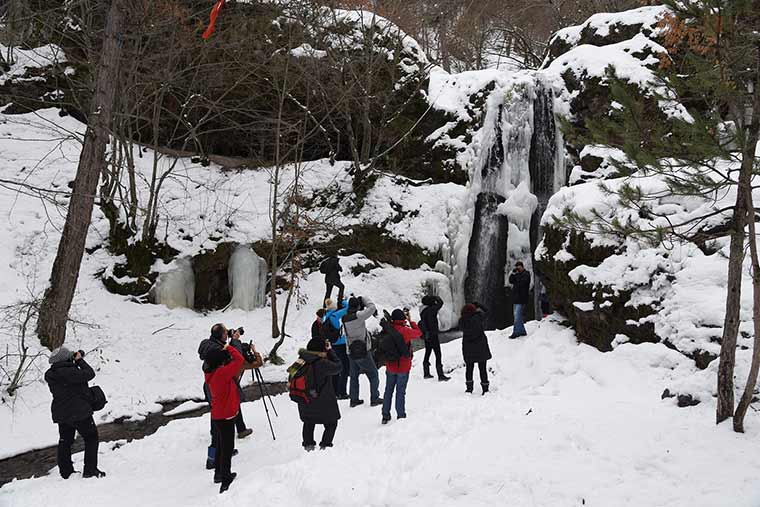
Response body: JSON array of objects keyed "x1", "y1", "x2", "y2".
[
  {"x1": 36, "y1": 0, "x2": 125, "y2": 350},
  {"x1": 731, "y1": 78, "x2": 760, "y2": 431}
]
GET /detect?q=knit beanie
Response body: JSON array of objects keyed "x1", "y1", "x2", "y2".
[
  {"x1": 49, "y1": 346, "x2": 72, "y2": 365},
  {"x1": 462, "y1": 303, "x2": 477, "y2": 316},
  {"x1": 324, "y1": 298, "x2": 337, "y2": 310},
  {"x1": 307, "y1": 337, "x2": 326, "y2": 352},
  {"x1": 391, "y1": 309, "x2": 406, "y2": 322}
]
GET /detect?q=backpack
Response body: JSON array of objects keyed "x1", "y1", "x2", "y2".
[
  {"x1": 89, "y1": 385, "x2": 108, "y2": 411},
  {"x1": 323, "y1": 312, "x2": 342, "y2": 343},
  {"x1": 319, "y1": 258, "x2": 331, "y2": 274},
  {"x1": 343, "y1": 312, "x2": 368, "y2": 359},
  {"x1": 287, "y1": 358, "x2": 317, "y2": 405},
  {"x1": 378, "y1": 319, "x2": 409, "y2": 363}
]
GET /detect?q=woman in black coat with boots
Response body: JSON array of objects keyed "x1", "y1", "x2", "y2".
[
  {"x1": 460, "y1": 303, "x2": 492, "y2": 395},
  {"x1": 297, "y1": 337, "x2": 343, "y2": 450}
]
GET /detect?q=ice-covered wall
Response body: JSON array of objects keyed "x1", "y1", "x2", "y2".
[
  {"x1": 228, "y1": 245, "x2": 268, "y2": 311},
  {"x1": 154, "y1": 258, "x2": 195, "y2": 309},
  {"x1": 439, "y1": 72, "x2": 566, "y2": 328}
]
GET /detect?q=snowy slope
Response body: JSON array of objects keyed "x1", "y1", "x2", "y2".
[
  {"x1": 3, "y1": 320, "x2": 759, "y2": 506},
  {"x1": 0, "y1": 109, "x2": 456, "y2": 458}
]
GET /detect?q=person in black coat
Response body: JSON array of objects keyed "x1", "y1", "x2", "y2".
[
  {"x1": 297, "y1": 337, "x2": 342, "y2": 451},
  {"x1": 508, "y1": 261, "x2": 531, "y2": 338},
  {"x1": 44, "y1": 346, "x2": 105, "y2": 479},
  {"x1": 419, "y1": 295, "x2": 450, "y2": 381},
  {"x1": 459, "y1": 303, "x2": 492, "y2": 395},
  {"x1": 320, "y1": 256, "x2": 344, "y2": 305}
]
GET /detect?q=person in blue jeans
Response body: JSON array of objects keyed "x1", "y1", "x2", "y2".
[
  {"x1": 343, "y1": 295, "x2": 383, "y2": 407},
  {"x1": 382, "y1": 309, "x2": 422, "y2": 424},
  {"x1": 324, "y1": 298, "x2": 350, "y2": 399},
  {"x1": 508, "y1": 261, "x2": 531, "y2": 338}
]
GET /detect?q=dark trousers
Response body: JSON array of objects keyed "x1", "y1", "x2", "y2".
[
  {"x1": 57, "y1": 416, "x2": 99, "y2": 476},
  {"x1": 210, "y1": 411, "x2": 245, "y2": 451},
  {"x1": 302, "y1": 421, "x2": 338, "y2": 447},
  {"x1": 423, "y1": 334, "x2": 444, "y2": 377},
  {"x1": 212, "y1": 418, "x2": 236, "y2": 481},
  {"x1": 465, "y1": 361, "x2": 489, "y2": 384},
  {"x1": 324, "y1": 280, "x2": 345, "y2": 305},
  {"x1": 332, "y1": 343, "x2": 349, "y2": 397}
]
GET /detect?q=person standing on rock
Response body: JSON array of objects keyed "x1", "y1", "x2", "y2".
[
  {"x1": 204, "y1": 343, "x2": 244, "y2": 493},
  {"x1": 320, "y1": 255, "x2": 344, "y2": 306},
  {"x1": 343, "y1": 295, "x2": 383, "y2": 408},
  {"x1": 382, "y1": 308, "x2": 422, "y2": 424},
  {"x1": 45, "y1": 347, "x2": 106, "y2": 479},
  {"x1": 508, "y1": 261, "x2": 531, "y2": 338},
  {"x1": 297, "y1": 337, "x2": 343, "y2": 451},
  {"x1": 419, "y1": 295, "x2": 450, "y2": 382},
  {"x1": 460, "y1": 303, "x2": 492, "y2": 395}
]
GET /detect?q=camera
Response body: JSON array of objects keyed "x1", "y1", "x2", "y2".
[
  {"x1": 227, "y1": 327, "x2": 245, "y2": 339},
  {"x1": 357, "y1": 296, "x2": 365, "y2": 311},
  {"x1": 72, "y1": 349, "x2": 85, "y2": 360},
  {"x1": 240, "y1": 341, "x2": 257, "y2": 363}
]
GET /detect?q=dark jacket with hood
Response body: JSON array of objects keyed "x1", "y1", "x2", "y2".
[
  {"x1": 45, "y1": 357, "x2": 96, "y2": 424},
  {"x1": 322, "y1": 256, "x2": 342, "y2": 284},
  {"x1": 297, "y1": 348, "x2": 342, "y2": 424},
  {"x1": 419, "y1": 295, "x2": 443, "y2": 340},
  {"x1": 509, "y1": 269, "x2": 531, "y2": 305},
  {"x1": 460, "y1": 308, "x2": 492, "y2": 364},
  {"x1": 198, "y1": 335, "x2": 247, "y2": 402}
]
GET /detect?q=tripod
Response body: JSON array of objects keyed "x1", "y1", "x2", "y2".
[{"x1": 251, "y1": 368, "x2": 278, "y2": 440}]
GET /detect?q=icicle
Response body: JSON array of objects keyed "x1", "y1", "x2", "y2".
[
  {"x1": 228, "y1": 245, "x2": 268, "y2": 311},
  {"x1": 154, "y1": 258, "x2": 195, "y2": 309}
]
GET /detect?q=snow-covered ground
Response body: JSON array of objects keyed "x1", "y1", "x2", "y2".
[{"x1": 3, "y1": 320, "x2": 759, "y2": 506}]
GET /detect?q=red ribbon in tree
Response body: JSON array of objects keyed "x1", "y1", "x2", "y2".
[{"x1": 202, "y1": 0, "x2": 226, "y2": 39}]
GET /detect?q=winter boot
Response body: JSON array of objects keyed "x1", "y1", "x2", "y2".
[
  {"x1": 237, "y1": 428, "x2": 253, "y2": 439},
  {"x1": 350, "y1": 399, "x2": 365, "y2": 408},
  {"x1": 219, "y1": 473, "x2": 236, "y2": 494},
  {"x1": 481, "y1": 382, "x2": 490, "y2": 395},
  {"x1": 437, "y1": 367, "x2": 450, "y2": 382},
  {"x1": 465, "y1": 381, "x2": 474, "y2": 393},
  {"x1": 206, "y1": 446, "x2": 216, "y2": 470},
  {"x1": 83, "y1": 469, "x2": 106, "y2": 479},
  {"x1": 423, "y1": 364, "x2": 433, "y2": 379},
  {"x1": 370, "y1": 398, "x2": 384, "y2": 407}
]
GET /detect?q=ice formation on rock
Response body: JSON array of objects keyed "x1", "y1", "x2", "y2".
[
  {"x1": 228, "y1": 245, "x2": 268, "y2": 311},
  {"x1": 154, "y1": 258, "x2": 195, "y2": 309}
]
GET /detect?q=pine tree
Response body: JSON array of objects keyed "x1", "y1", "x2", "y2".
[{"x1": 557, "y1": 0, "x2": 760, "y2": 429}]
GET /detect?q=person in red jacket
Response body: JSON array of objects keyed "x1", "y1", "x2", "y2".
[
  {"x1": 204, "y1": 343, "x2": 244, "y2": 494},
  {"x1": 382, "y1": 308, "x2": 422, "y2": 424}
]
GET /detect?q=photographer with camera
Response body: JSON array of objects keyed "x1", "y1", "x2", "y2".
[
  {"x1": 204, "y1": 341, "x2": 244, "y2": 493},
  {"x1": 419, "y1": 295, "x2": 450, "y2": 382},
  {"x1": 198, "y1": 324, "x2": 260, "y2": 472},
  {"x1": 508, "y1": 261, "x2": 531, "y2": 338},
  {"x1": 342, "y1": 295, "x2": 383, "y2": 408},
  {"x1": 381, "y1": 308, "x2": 422, "y2": 425},
  {"x1": 45, "y1": 347, "x2": 106, "y2": 479}
]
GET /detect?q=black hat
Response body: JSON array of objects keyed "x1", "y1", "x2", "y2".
[
  {"x1": 206, "y1": 348, "x2": 230, "y2": 370},
  {"x1": 348, "y1": 297, "x2": 360, "y2": 310},
  {"x1": 391, "y1": 309, "x2": 406, "y2": 321},
  {"x1": 307, "y1": 337, "x2": 326, "y2": 352}
]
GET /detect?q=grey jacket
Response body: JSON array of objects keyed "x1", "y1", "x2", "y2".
[{"x1": 343, "y1": 296, "x2": 377, "y2": 346}]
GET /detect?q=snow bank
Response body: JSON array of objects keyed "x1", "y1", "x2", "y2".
[{"x1": 550, "y1": 5, "x2": 671, "y2": 48}]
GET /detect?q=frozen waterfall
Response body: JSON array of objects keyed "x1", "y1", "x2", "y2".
[
  {"x1": 228, "y1": 245, "x2": 268, "y2": 311},
  {"x1": 445, "y1": 75, "x2": 565, "y2": 329},
  {"x1": 154, "y1": 258, "x2": 195, "y2": 309}
]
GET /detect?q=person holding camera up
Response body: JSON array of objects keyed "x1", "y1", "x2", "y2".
[
  {"x1": 343, "y1": 295, "x2": 383, "y2": 408},
  {"x1": 296, "y1": 337, "x2": 343, "y2": 450},
  {"x1": 381, "y1": 308, "x2": 422, "y2": 424},
  {"x1": 508, "y1": 261, "x2": 531, "y2": 338},
  {"x1": 204, "y1": 341, "x2": 244, "y2": 493},
  {"x1": 419, "y1": 295, "x2": 450, "y2": 382},
  {"x1": 45, "y1": 347, "x2": 105, "y2": 479},
  {"x1": 198, "y1": 324, "x2": 258, "y2": 471},
  {"x1": 323, "y1": 298, "x2": 350, "y2": 400},
  {"x1": 311, "y1": 308, "x2": 326, "y2": 340},
  {"x1": 460, "y1": 302, "x2": 492, "y2": 395}
]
